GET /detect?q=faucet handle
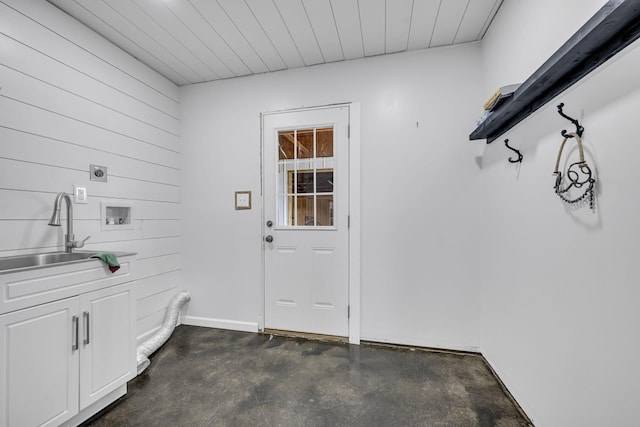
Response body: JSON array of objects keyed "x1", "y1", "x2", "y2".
[{"x1": 73, "y1": 235, "x2": 91, "y2": 249}]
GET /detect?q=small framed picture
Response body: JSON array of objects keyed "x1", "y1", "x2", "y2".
[{"x1": 235, "y1": 191, "x2": 251, "y2": 210}]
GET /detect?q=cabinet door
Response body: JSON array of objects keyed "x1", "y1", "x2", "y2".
[
  {"x1": 0, "y1": 298, "x2": 79, "y2": 427},
  {"x1": 79, "y1": 282, "x2": 136, "y2": 409}
]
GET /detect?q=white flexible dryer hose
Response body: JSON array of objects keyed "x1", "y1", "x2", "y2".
[{"x1": 136, "y1": 290, "x2": 191, "y2": 375}]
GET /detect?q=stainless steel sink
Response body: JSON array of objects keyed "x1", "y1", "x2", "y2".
[{"x1": 0, "y1": 252, "x2": 97, "y2": 272}]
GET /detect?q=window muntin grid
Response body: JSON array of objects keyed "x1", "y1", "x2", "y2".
[{"x1": 277, "y1": 127, "x2": 334, "y2": 228}]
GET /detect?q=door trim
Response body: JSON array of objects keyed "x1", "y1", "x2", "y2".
[{"x1": 259, "y1": 103, "x2": 361, "y2": 345}]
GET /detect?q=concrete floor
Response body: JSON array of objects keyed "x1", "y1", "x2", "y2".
[{"x1": 84, "y1": 326, "x2": 531, "y2": 426}]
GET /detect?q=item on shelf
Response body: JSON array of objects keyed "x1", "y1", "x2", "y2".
[
  {"x1": 483, "y1": 83, "x2": 521, "y2": 112},
  {"x1": 476, "y1": 110, "x2": 493, "y2": 126},
  {"x1": 470, "y1": 0, "x2": 640, "y2": 143}
]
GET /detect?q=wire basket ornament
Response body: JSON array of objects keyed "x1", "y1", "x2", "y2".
[{"x1": 552, "y1": 132, "x2": 595, "y2": 211}]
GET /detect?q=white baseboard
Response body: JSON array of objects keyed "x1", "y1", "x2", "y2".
[
  {"x1": 479, "y1": 352, "x2": 533, "y2": 424},
  {"x1": 360, "y1": 334, "x2": 480, "y2": 354},
  {"x1": 136, "y1": 309, "x2": 187, "y2": 345},
  {"x1": 182, "y1": 315, "x2": 259, "y2": 333},
  {"x1": 136, "y1": 325, "x2": 161, "y2": 345}
]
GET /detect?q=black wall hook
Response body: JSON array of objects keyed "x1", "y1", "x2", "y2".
[
  {"x1": 557, "y1": 103, "x2": 584, "y2": 138},
  {"x1": 504, "y1": 139, "x2": 523, "y2": 163}
]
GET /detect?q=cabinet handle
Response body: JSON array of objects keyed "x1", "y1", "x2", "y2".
[
  {"x1": 83, "y1": 311, "x2": 90, "y2": 345},
  {"x1": 72, "y1": 315, "x2": 79, "y2": 352}
]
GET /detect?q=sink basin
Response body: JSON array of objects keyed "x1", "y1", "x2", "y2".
[{"x1": 0, "y1": 252, "x2": 97, "y2": 272}]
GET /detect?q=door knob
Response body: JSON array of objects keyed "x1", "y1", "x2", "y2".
[{"x1": 265, "y1": 235, "x2": 273, "y2": 243}]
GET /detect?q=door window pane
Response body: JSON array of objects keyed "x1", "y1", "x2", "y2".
[
  {"x1": 295, "y1": 171, "x2": 314, "y2": 194},
  {"x1": 296, "y1": 129, "x2": 314, "y2": 159},
  {"x1": 316, "y1": 195, "x2": 334, "y2": 226},
  {"x1": 316, "y1": 128, "x2": 333, "y2": 157},
  {"x1": 295, "y1": 196, "x2": 315, "y2": 226},
  {"x1": 316, "y1": 171, "x2": 333, "y2": 193},
  {"x1": 277, "y1": 127, "x2": 335, "y2": 227},
  {"x1": 278, "y1": 132, "x2": 294, "y2": 160}
]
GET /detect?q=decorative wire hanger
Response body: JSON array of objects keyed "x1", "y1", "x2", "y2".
[
  {"x1": 504, "y1": 139, "x2": 523, "y2": 163},
  {"x1": 553, "y1": 103, "x2": 595, "y2": 211},
  {"x1": 557, "y1": 103, "x2": 584, "y2": 138}
]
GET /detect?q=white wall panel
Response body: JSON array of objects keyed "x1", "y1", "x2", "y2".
[
  {"x1": 301, "y1": 0, "x2": 344, "y2": 63},
  {"x1": 135, "y1": 264, "x2": 181, "y2": 339},
  {"x1": 138, "y1": 287, "x2": 181, "y2": 320},
  {"x1": 0, "y1": 0, "x2": 180, "y2": 107},
  {"x1": 0, "y1": 219, "x2": 180, "y2": 253},
  {"x1": 478, "y1": 1, "x2": 637, "y2": 426},
  {"x1": 453, "y1": 0, "x2": 501, "y2": 44},
  {"x1": 0, "y1": 0, "x2": 181, "y2": 349},
  {"x1": 189, "y1": 0, "x2": 270, "y2": 74},
  {"x1": 180, "y1": 43, "x2": 484, "y2": 352},
  {"x1": 0, "y1": 36, "x2": 177, "y2": 135},
  {"x1": 358, "y1": 0, "x2": 386, "y2": 56},
  {"x1": 0, "y1": 159, "x2": 179, "y2": 203},
  {"x1": 217, "y1": 0, "x2": 287, "y2": 72},
  {"x1": 0, "y1": 190, "x2": 180, "y2": 223},
  {"x1": 161, "y1": 0, "x2": 252, "y2": 77},
  {"x1": 329, "y1": 0, "x2": 364, "y2": 60},
  {"x1": 385, "y1": 0, "x2": 413, "y2": 53},
  {"x1": 135, "y1": 270, "x2": 181, "y2": 301},
  {"x1": 138, "y1": 287, "x2": 181, "y2": 319},
  {"x1": 49, "y1": 0, "x2": 189, "y2": 86},
  {"x1": 86, "y1": 237, "x2": 181, "y2": 260},
  {"x1": 273, "y1": 0, "x2": 324, "y2": 65},
  {"x1": 71, "y1": 0, "x2": 201, "y2": 83},
  {"x1": 136, "y1": 254, "x2": 182, "y2": 282},
  {"x1": 1, "y1": 97, "x2": 179, "y2": 169},
  {"x1": 245, "y1": 0, "x2": 306, "y2": 69},
  {"x1": 136, "y1": 310, "x2": 166, "y2": 343},
  {"x1": 103, "y1": 0, "x2": 211, "y2": 82},
  {"x1": 429, "y1": 0, "x2": 469, "y2": 47},
  {"x1": 0, "y1": 127, "x2": 179, "y2": 186},
  {"x1": 0, "y1": 64, "x2": 178, "y2": 151},
  {"x1": 0, "y1": 190, "x2": 58, "y2": 221},
  {"x1": 133, "y1": 0, "x2": 233, "y2": 80},
  {"x1": 407, "y1": 0, "x2": 440, "y2": 50}
]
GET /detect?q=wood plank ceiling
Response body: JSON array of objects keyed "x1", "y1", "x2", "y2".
[{"x1": 48, "y1": 0, "x2": 503, "y2": 86}]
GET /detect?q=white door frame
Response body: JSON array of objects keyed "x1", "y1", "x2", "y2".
[{"x1": 260, "y1": 103, "x2": 361, "y2": 344}]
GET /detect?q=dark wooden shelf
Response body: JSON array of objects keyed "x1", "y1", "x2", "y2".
[{"x1": 470, "y1": 0, "x2": 640, "y2": 143}]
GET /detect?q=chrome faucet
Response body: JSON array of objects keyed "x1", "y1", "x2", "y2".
[{"x1": 48, "y1": 192, "x2": 90, "y2": 253}]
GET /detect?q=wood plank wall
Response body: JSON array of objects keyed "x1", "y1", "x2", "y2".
[{"x1": 0, "y1": 0, "x2": 182, "y2": 344}]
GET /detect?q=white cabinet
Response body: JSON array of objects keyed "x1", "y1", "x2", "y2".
[
  {"x1": 0, "y1": 298, "x2": 79, "y2": 427},
  {"x1": 79, "y1": 284, "x2": 136, "y2": 409},
  {"x1": 0, "y1": 254, "x2": 136, "y2": 427}
]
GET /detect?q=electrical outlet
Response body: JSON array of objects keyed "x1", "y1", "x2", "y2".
[
  {"x1": 74, "y1": 185, "x2": 88, "y2": 204},
  {"x1": 90, "y1": 164, "x2": 107, "y2": 182}
]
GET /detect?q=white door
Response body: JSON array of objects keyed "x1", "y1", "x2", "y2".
[{"x1": 263, "y1": 106, "x2": 350, "y2": 337}]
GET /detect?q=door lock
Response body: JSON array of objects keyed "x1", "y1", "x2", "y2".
[
  {"x1": 265, "y1": 235, "x2": 273, "y2": 243},
  {"x1": 266, "y1": 220, "x2": 273, "y2": 228}
]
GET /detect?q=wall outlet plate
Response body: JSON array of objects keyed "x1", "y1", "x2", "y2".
[
  {"x1": 73, "y1": 185, "x2": 88, "y2": 204},
  {"x1": 90, "y1": 164, "x2": 107, "y2": 182}
]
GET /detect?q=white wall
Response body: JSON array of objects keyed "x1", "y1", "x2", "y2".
[
  {"x1": 478, "y1": 1, "x2": 640, "y2": 425},
  {"x1": 0, "y1": 0, "x2": 181, "y2": 343},
  {"x1": 180, "y1": 44, "x2": 485, "y2": 350},
  {"x1": 6, "y1": 1, "x2": 636, "y2": 424}
]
